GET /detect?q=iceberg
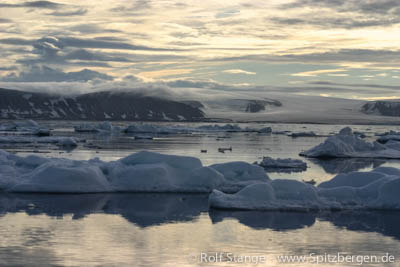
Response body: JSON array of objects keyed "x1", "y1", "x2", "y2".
[
  {"x1": 0, "y1": 136, "x2": 78, "y2": 147},
  {"x1": 300, "y1": 127, "x2": 400, "y2": 159},
  {"x1": 123, "y1": 123, "x2": 273, "y2": 134},
  {"x1": 74, "y1": 121, "x2": 121, "y2": 133},
  {"x1": 258, "y1": 157, "x2": 307, "y2": 172},
  {"x1": 0, "y1": 150, "x2": 261, "y2": 193},
  {"x1": 290, "y1": 131, "x2": 317, "y2": 138},
  {"x1": 377, "y1": 132, "x2": 400, "y2": 143},
  {"x1": 0, "y1": 120, "x2": 50, "y2": 136},
  {"x1": 209, "y1": 167, "x2": 400, "y2": 211},
  {"x1": 124, "y1": 124, "x2": 192, "y2": 134}
]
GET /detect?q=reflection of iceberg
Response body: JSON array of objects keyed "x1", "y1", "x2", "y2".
[
  {"x1": 2, "y1": 193, "x2": 400, "y2": 241},
  {"x1": 319, "y1": 211, "x2": 400, "y2": 241},
  {"x1": 0, "y1": 193, "x2": 208, "y2": 227},
  {"x1": 210, "y1": 209, "x2": 400, "y2": 240},
  {"x1": 209, "y1": 210, "x2": 315, "y2": 230},
  {"x1": 103, "y1": 194, "x2": 208, "y2": 227},
  {"x1": 310, "y1": 158, "x2": 386, "y2": 174},
  {"x1": 0, "y1": 193, "x2": 108, "y2": 220}
]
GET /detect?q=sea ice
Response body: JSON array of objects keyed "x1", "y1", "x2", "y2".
[
  {"x1": 258, "y1": 157, "x2": 307, "y2": 171},
  {"x1": 0, "y1": 120, "x2": 50, "y2": 136},
  {"x1": 290, "y1": 131, "x2": 317, "y2": 138},
  {"x1": 74, "y1": 121, "x2": 121, "y2": 133},
  {"x1": 209, "y1": 168, "x2": 400, "y2": 211},
  {"x1": 300, "y1": 127, "x2": 400, "y2": 159},
  {"x1": 0, "y1": 151, "x2": 243, "y2": 193}
]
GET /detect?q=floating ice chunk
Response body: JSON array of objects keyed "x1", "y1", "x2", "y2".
[
  {"x1": 384, "y1": 140, "x2": 400, "y2": 151},
  {"x1": 209, "y1": 167, "x2": 400, "y2": 211},
  {"x1": 134, "y1": 135, "x2": 154, "y2": 140},
  {"x1": 300, "y1": 127, "x2": 400, "y2": 158},
  {"x1": 74, "y1": 123, "x2": 100, "y2": 133},
  {"x1": 11, "y1": 161, "x2": 110, "y2": 193},
  {"x1": 74, "y1": 121, "x2": 120, "y2": 133},
  {"x1": 258, "y1": 157, "x2": 307, "y2": 171},
  {"x1": 290, "y1": 131, "x2": 317, "y2": 138},
  {"x1": 318, "y1": 186, "x2": 358, "y2": 203},
  {"x1": 197, "y1": 124, "x2": 243, "y2": 132},
  {"x1": 107, "y1": 161, "x2": 225, "y2": 193},
  {"x1": 120, "y1": 151, "x2": 202, "y2": 170},
  {"x1": 271, "y1": 179, "x2": 318, "y2": 201},
  {"x1": 124, "y1": 124, "x2": 191, "y2": 134},
  {"x1": 55, "y1": 137, "x2": 78, "y2": 148},
  {"x1": 257, "y1": 127, "x2": 272, "y2": 133},
  {"x1": 318, "y1": 171, "x2": 386, "y2": 188},
  {"x1": 0, "y1": 120, "x2": 50, "y2": 136},
  {"x1": 377, "y1": 178, "x2": 400, "y2": 208},
  {"x1": 0, "y1": 150, "x2": 274, "y2": 193},
  {"x1": 0, "y1": 136, "x2": 33, "y2": 143},
  {"x1": 209, "y1": 183, "x2": 276, "y2": 210},
  {"x1": 209, "y1": 180, "x2": 321, "y2": 211},
  {"x1": 210, "y1": 161, "x2": 270, "y2": 182},
  {"x1": 377, "y1": 134, "x2": 400, "y2": 144}
]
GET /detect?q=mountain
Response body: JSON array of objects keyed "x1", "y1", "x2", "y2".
[
  {"x1": 200, "y1": 93, "x2": 400, "y2": 124},
  {"x1": 0, "y1": 88, "x2": 204, "y2": 121},
  {"x1": 362, "y1": 101, "x2": 400, "y2": 117}
]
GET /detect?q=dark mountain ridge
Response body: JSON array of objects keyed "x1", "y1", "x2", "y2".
[{"x1": 0, "y1": 88, "x2": 204, "y2": 121}]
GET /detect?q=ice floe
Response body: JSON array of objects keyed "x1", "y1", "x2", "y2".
[
  {"x1": 376, "y1": 132, "x2": 400, "y2": 143},
  {"x1": 123, "y1": 123, "x2": 272, "y2": 134},
  {"x1": 0, "y1": 120, "x2": 50, "y2": 136},
  {"x1": 209, "y1": 167, "x2": 400, "y2": 211},
  {"x1": 0, "y1": 136, "x2": 78, "y2": 147},
  {"x1": 300, "y1": 127, "x2": 400, "y2": 159},
  {"x1": 289, "y1": 131, "x2": 317, "y2": 138},
  {"x1": 257, "y1": 157, "x2": 307, "y2": 172},
  {"x1": 74, "y1": 121, "x2": 122, "y2": 133},
  {"x1": 0, "y1": 150, "x2": 264, "y2": 193}
]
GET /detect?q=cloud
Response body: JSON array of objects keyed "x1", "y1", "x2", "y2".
[
  {"x1": 275, "y1": 0, "x2": 400, "y2": 29},
  {"x1": 270, "y1": 16, "x2": 400, "y2": 29},
  {"x1": 0, "y1": 36, "x2": 179, "y2": 51},
  {"x1": 47, "y1": 8, "x2": 88, "y2": 16},
  {"x1": 291, "y1": 68, "x2": 347, "y2": 77},
  {"x1": 209, "y1": 49, "x2": 400, "y2": 66},
  {"x1": 223, "y1": 69, "x2": 256, "y2": 75},
  {"x1": 0, "y1": 19, "x2": 12, "y2": 23},
  {"x1": 309, "y1": 81, "x2": 400, "y2": 90},
  {"x1": 0, "y1": 1, "x2": 63, "y2": 9},
  {"x1": 1, "y1": 65, "x2": 113, "y2": 82},
  {"x1": 138, "y1": 69, "x2": 194, "y2": 79},
  {"x1": 282, "y1": 0, "x2": 400, "y2": 15}
]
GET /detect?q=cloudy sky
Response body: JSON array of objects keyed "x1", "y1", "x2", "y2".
[{"x1": 1, "y1": 0, "x2": 400, "y2": 100}]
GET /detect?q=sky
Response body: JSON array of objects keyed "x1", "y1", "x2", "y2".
[{"x1": 0, "y1": 0, "x2": 400, "y2": 100}]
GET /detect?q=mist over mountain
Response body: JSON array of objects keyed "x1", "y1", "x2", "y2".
[{"x1": 0, "y1": 88, "x2": 204, "y2": 121}]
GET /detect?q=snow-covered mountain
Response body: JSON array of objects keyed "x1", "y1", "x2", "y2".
[
  {"x1": 0, "y1": 88, "x2": 204, "y2": 121},
  {"x1": 362, "y1": 101, "x2": 400, "y2": 117},
  {"x1": 200, "y1": 93, "x2": 400, "y2": 124},
  {"x1": 1, "y1": 87, "x2": 400, "y2": 124}
]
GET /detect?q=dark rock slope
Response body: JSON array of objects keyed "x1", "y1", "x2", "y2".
[
  {"x1": 362, "y1": 101, "x2": 400, "y2": 117},
  {"x1": 0, "y1": 88, "x2": 204, "y2": 121}
]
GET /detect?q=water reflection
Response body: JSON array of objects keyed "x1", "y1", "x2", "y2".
[
  {"x1": 319, "y1": 211, "x2": 400, "y2": 241},
  {"x1": 209, "y1": 210, "x2": 316, "y2": 230},
  {"x1": 310, "y1": 158, "x2": 386, "y2": 174},
  {"x1": 0, "y1": 193, "x2": 209, "y2": 227},
  {"x1": 2, "y1": 193, "x2": 400, "y2": 241}
]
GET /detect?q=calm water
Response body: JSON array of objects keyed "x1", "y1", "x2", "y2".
[
  {"x1": 0, "y1": 194, "x2": 399, "y2": 267},
  {"x1": 1, "y1": 122, "x2": 400, "y2": 266}
]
